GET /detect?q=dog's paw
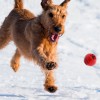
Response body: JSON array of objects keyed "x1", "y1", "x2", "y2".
[
  {"x1": 11, "y1": 60, "x2": 20, "y2": 72},
  {"x1": 46, "y1": 62, "x2": 57, "y2": 70},
  {"x1": 45, "y1": 85, "x2": 58, "y2": 93}
]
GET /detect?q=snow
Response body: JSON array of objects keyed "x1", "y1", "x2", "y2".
[{"x1": 0, "y1": 0, "x2": 100, "y2": 100}]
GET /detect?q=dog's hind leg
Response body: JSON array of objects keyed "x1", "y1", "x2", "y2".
[
  {"x1": 44, "y1": 71, "x2": 58, "y2": 93},
  {"x1": 11, "y1": 49, "x2": 21, "y2": 72},
  {"x1": 0, "y1": 17, "x2": 12, "y2": 49},
  {"x1": 0, "y1": 27, "x2": 11, "y2": 49}
]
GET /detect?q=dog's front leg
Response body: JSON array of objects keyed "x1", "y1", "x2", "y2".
[
  {"x1": 33, "y1": 48, "x2": 57, "y2": 70},
  {"x1": 44, "y1": 71, "x2": 57, "y2": 93},
  {"x1": 30, "y1": 39, "x2": 57, "y2": 70}
]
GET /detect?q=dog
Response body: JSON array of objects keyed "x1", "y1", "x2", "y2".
[{"x1": 0, "y1": 0, "x2": 70, "y2": 93}]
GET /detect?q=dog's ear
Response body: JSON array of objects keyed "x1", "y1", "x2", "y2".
[
  {"x1": 60, "y1": 0, "x2": 70, "y2": 8},
  {"x1": 41, "y1": 0, "x2": 53, "y2": 10}
]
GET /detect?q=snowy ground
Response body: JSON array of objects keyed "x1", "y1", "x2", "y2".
[{"x1": 0, "y1": 0, "x2": 100, "y2": 100}]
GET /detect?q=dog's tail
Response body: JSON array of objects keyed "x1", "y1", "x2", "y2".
[{"x1": 14, "y1": 0, "x2": 23, "y2": 9}]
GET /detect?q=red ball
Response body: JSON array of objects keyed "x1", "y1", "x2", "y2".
[{"x1": 84, "y1": 53, "x2": 96, "y2": 66}]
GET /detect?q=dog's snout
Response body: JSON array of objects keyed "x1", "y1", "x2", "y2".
[{"x1": 54, "y1": 26, "x2": 61, "y2": 32}]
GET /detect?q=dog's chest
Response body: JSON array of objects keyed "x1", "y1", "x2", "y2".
[{"x1": 43, "y1": 40, "x2": 57, "y2": 57}]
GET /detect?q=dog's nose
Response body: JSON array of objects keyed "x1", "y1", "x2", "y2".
[{"x1": 54, "y1": 26, "x2": 61, "y2": 32}]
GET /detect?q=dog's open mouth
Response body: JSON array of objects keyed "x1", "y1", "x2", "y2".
[{"x1": 50, "y1": 33, "x2": 59, "y2": 42}]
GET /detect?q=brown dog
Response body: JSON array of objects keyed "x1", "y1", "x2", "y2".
[{"x1": 0, "y1": 0, "x2": 70, "y2": 93}]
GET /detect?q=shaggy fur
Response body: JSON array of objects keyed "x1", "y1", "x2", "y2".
[{"x1": 0, "y1": 0, "x2": 70, "y2": 93}]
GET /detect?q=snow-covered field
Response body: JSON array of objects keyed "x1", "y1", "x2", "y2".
[{"x1": 0, "y1": 0, "x2": 100, "y2": 100}]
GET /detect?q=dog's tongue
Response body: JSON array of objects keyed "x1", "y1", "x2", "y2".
[{"x1": 50, "y1": 34, "x2": 59, "y2": 42}]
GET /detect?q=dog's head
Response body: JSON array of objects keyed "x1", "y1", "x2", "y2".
[{"x1": 41, "y1": 0, "x2": 70, "y2": 42}]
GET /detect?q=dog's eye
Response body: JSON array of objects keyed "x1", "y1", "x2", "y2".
[
  {"x1": 49, "y1": 13, "x2": 53, "y2": 18},
  {"x1": 62, "y1": 15, "x2": 65, "y2": 18}
]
